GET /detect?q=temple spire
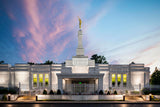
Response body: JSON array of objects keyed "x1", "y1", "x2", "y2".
[{"x1": 76, "y1": 17, "x2": 84, "y2": 56}]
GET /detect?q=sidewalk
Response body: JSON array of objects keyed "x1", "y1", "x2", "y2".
[{"x1": 0, "y1": 100, "x2": 160, "y2": 104}]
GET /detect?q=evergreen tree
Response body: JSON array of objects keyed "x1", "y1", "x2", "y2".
[{"x1": 151, "y1": 67, "x2": 160, "y2": 85}]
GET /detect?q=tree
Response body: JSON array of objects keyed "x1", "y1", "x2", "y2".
[
  {"x1": 44, "y1": 60, "x2": 53, "y2": 64},
  {"x1": 0, "y1": 60, "x2": 4, "y2": 64},
  {"x1": 151, "y1": 67, "x2": 160, "y2": 85},
  {"x1": 49, "y1": 90, "x2": 54, "y2": 95},
  {"x1": 43, "y1": 89, "x2": 47, "y2": 95},
  {"x1": 99, "y1": 90, "x2": 104, "y2": 95},
  {"x1": 57, "y1": 89, "x2": 61, "y2": 95},
  {"x1": 27, "y1": 62, "x2": 34, "y2": 65},
  {"x1": 90, "y1": 54, "x2": 108, "y2": 64},
  {"x1": 131, "y1": 62, "x2": 135, "y2": 64}
]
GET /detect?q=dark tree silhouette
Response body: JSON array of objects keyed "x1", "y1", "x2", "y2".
[
  {"x1": 151, "y1": 67, "x2": 160, "y2": 85},
  {"x1": 44, "y1": 60, "x2": 54, "y2": 64},
  {"x1": 90, "y1": 54, "x2": 108, "y2": 64},
  {"x1": 27, "y1": 62, "x2": 34, "y2": 65},
  {"x1": 0, "y1": 61, "x2": 4, "y2": 64}
]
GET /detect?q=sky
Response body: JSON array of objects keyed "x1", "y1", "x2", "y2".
[{"x1": 0, "y1": 0, "x2": 160, "y2": 74}]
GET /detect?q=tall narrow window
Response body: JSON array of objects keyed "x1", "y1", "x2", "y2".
[
  {"x1": 39, "y1": 74, "x2": 43, "y2": 87},
  {"x1": 123, "y1": 74, "x2": 127, "y2": 87},
  {"x1": 112, "y1": 74, "x2": 116, "y2": 87},
  {"x1": 45, "y1": 74, "x2": 49, "y2": 86},
  {"x1": 33, "y1": 74, "x2": 37, "y2": 87},
  {"x1": 117, "y1": 74, "x2": 121, "y2": 87}
]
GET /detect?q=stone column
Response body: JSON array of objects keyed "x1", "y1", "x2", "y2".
[
  {"x1": 37, "y1": 74, "x2": 39, "y2": 88},
  {"x1": 127, "y1": 73, "x2": 129, "y2": 88},
  {"x1": 43, "y1": 74, "x2": 45, "y2": 88},
  {"x1": 50, "y1": 71, "x2": 52, "y2": 90},
  {"x1": 110, "y1": 73, "x2": 112, "y2": 88},
  {"x1": 121, "y1": 74, "x2": 123, "y2": 88},
  {"x1": 115, "y1": 73, "x2": 117, "y2": 88},
  {"x1": 98, "y1": 77, "x2": 103, "y2": 91},
  {"x1": 29, "y1": 69, "x2": 31, "y2": 90},
  {"x1": 58, "y1": 77, "x2": 63, "y2": 92}
]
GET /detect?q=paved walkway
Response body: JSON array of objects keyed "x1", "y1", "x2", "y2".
[
  {"x1": 16, "y1": 96, "x2": 35, "y2": 102},
  {"x1": 1, "y1": 95, "x2": 159, "y2": 104},
  {"x1": 125, "y1": 96, "x2": 144, "y2": 101},
  {"x1": 0, "y1": 100, "x2": 160, "y2": 104}
]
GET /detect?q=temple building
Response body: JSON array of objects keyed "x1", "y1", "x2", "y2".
[{"x1": 0, "y1": 20, "x2": 150, "y2": 94}]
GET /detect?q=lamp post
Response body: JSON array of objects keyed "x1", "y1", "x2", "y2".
[
  {"x1": 149, "y1": 93, "x2": 152, "y2": 101},
  {"x1": 8, "y1": 94, "x2": 11, "y2": 101},
  {"x1": 123, "y1": 94, "x2": 125, "y2": 101},
  {"x1": 36, "y1": 94, "x2": 38, "y2": 101}
]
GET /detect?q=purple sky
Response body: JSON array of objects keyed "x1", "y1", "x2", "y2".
[{"x1": 0, "y1": 0, "x2": 160, "y2": 74}]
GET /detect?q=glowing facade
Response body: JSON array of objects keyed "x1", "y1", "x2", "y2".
[{"x1": 0, "y1": 25, "x2": 150, "y2": 94}]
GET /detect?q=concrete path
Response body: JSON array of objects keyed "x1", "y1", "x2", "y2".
[
  {"x1": 0, "y1": 100, "x2": 160, "y2": 104},
  {"x1": 16, "y1": 96, "x2": 35, "y2": 101},
  {"x1": 125, "y1": 96, "x2": 144, "y2": 101}
]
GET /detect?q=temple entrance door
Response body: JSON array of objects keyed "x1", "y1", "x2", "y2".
[{"x1": 72, "y1": 80, "x2": 89, "y2": 94}]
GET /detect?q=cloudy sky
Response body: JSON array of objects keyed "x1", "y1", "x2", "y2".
[{"x1": 0, "y1": 0, "x2": 160, "y2": 74}]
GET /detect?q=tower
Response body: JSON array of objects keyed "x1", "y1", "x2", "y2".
[{"x1": 76, "y1": 18, "x2": 84, "y2": 56}]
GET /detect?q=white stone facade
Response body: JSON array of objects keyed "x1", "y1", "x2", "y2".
[{"x1": 0, "y1": 28, "x2": 150, "y2": 94}]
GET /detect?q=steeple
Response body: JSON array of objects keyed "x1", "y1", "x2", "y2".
[{"x1": 76, "y1": 18, "x2": 84, "y2": 56}]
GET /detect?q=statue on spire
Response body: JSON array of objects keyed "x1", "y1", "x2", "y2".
[{"x1": 78, "y1": 17, "x2": 82, "y2": 29}]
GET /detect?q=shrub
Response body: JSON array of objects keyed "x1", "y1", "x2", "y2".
[
  {"x1": 49, "y1": 90, "x2": 54, "y2": 95},
  {"x1": 114, "y1": 90, "x2": 117, "y2": 95},
  {"x1": 0, "y1": 88, "x2": 8, "y2": 94},
  {"x1": 2, "y1": 95, "x2": 7, "y2": 101},
  {"x1": 99, "y1": 90, "x2": 103, "y2": 95},
  {"x1": 150, "y1": 90, "x2": 160, "y2": 95},
  {"x1": 0, "y1": 87, "x2": 17, "y2": 94},
  {"x1": 57, "y1": 89, "x2": 61, "y2": 95},
  {"x1": 43, "y1": 90, "x2": 47, "y2": 95},
  {"x1": 9, "y1": 88, "x2": 17, "y2": 94},
  {"x1": 107, "y1": 91, "x2": 110, "y2": 95},
  {"x1": 142, "y1": 88, "x2": 150, "y2": 95}
]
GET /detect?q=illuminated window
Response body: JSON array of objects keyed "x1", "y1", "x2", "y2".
[
  {"x1": 112, "y1": 74, "x2": 116, "y2": 87},
  {"x1": 123, "y1": 74, "x2": 127, "y2": 87},
  {"x1": 39, "y1": 74, "x2": 43, "y2": 87},
  {"x1": 117, "y1": 74, "x2": 121, "y2": 87},
  {"x1": 45, "y1": 74, "x2": 49, "y2": 86},
  {"x1": 33, "y1": 74, "x2": 37, "y2": 87}
]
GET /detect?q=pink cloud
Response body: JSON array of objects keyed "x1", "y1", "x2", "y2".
[
  {"x1": 140, "y1": 42, "x2": 160, "y2": 53},
  {"x1": 7, "y1": 11, "x2": 16, "y2": 20},
  {"x1": 12, "y1": 0, "x2": 77, "y2": 63}
]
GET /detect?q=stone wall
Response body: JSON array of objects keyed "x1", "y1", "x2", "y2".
[{"x1": 37, "y1": 95, "x2": 123, "y2": 101}]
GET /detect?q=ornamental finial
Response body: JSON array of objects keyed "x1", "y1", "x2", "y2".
[{"x1": 78, "y1": 16, "x2": 82, "y2": 29}]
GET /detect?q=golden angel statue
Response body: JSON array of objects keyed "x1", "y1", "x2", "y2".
[{"x1": 78, "y1": 17, "x2": 82, "y2": 29}]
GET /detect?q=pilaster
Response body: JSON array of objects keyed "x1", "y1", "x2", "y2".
[
  {"x1": 98, "y1": 77, "x2": 103, "y2": 91},
  {"x1": 58, "y1": 77, "x2": 63, "y2": 91}
]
